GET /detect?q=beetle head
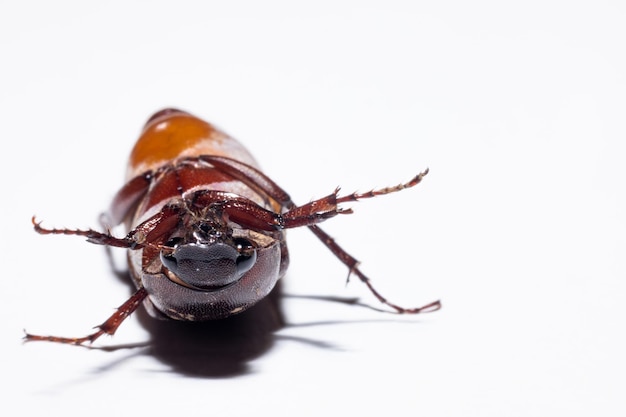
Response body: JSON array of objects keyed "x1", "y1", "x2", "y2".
[
  {"x1": 132, "y1": 209, "x2": 284, "y2": 321},
  {"x1": 159, "y1": 219, "x2": 257, "y2": 291}
]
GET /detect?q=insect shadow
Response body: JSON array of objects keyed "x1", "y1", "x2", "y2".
[
  {"x1": 95, "y1": 271, "x2": 387, "y2": 377},
  {"x1": 91, "y1": 249, "x2": 413, "y2": 378},
  {"x1": 136, "y1": 282, "x2": 284, "y2": 377}
]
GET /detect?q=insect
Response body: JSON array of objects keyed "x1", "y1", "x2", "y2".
[{"x1": 25, "y1": 108, "x2": 440, "y2": 345}]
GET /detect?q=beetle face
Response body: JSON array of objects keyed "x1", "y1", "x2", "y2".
[
  {"x1": 130, "y1": 215, "x2": 284, "y2": 321},
  {"x1": 159, "y1": 222, "x2": 258, "y2": 291}
]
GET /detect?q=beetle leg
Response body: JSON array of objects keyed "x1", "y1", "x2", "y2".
[
  {"x1": 199, "y1": 155, "x2": 429, "y2": 209},
  {"x1": 299, "y1": 169, "x2": 437, "y2": 314},
  {"x1": 278, "y1": 168, "x2": 429, "y2": 230},
  {"x1": 190, "y1": 190, "x2": 348, "y2": 231},
  {"x1": 32, "y1": 216, "x2": 139, "y2": 248},
  {"x1": 279, "y1": 190, "x2": 352, "y2": 228},
  {"x1": 32, "y1": 205, "x2": 181, "y2": 250},
  {"x1": 334, "y1": 168, "x2": 429, "y2": 205},
  {"x1": 308, "y1": 225, "x2": 441, "y2": 314},
  {"x1": 24, "y1": 288, "x2": 148, "y2": 345}
]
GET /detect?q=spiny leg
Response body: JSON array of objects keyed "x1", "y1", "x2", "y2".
[
  {"x1": 32, "y1": 206, "x2": 181, "y2": 249},
  {"x1": 32, "y1": 216, "x2": 137, "y2": 248},
  {"x1": 278, "y1": 170, "x2": 430, "y2": 228},
  {"x1": 335, "y1": 168, "x2": 429, "y2": 205},
  {"x1": 306, "y1": 169, "x2": 439, "y2": 314},
  {"x1": 24, "y1": 288, "x2": 148, "y2": 345},
  {"x1": 308, "y1": 225, "x2": 440, "y2": 314}
]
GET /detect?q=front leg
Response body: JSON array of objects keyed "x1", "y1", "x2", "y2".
[
  {"x1": 280, "y1": 168, "x2": 430, "y2": 229},
  {"x1": 31, "y1": 205, "x2": 182, "y2": 250},
  {"x1": 32, "y1": 216, "x2": 138, "y2": 248},
  {"x1": 190, "y1": 190, "x2": 350, "y2": 231},
  {"x1": 24, "y1": 288, "x2": 148, "y2": 345}
]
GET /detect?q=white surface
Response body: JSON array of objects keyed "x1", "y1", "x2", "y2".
[{"x1": 2, "y1": 1, "x2": 624, "y2": 416}]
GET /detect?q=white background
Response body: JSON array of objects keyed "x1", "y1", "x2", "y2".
[{"x1": 2, "y1": 1, "x2": 624, "y2": 416}]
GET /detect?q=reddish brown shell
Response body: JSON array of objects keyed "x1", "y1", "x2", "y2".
[{"x1": 127, "y1": 109, "x2": 258, "y2": 179}]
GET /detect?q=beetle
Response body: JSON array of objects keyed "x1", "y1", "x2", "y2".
[{"x1": 25, "y1": 108, "x2": 440, "y2": 345}]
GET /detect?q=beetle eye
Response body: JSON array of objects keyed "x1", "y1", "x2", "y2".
[{"x1": 234, "y1": 237, "x2": 256, "y2": 276}]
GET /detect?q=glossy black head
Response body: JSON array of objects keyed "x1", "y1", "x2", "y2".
[{"x1": 160, "y1": 236, "x2": 256, "y2": 291}]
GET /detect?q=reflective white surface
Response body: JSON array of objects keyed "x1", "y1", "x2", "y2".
[{"x1": 2, "y1": 1, "x2": 625, "y2": 416}]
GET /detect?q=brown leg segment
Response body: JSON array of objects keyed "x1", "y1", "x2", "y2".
[
  {"x1": 24, "y1": 287, "x2": 148, "y2": 345},
  {"x1": 304, "y1": 169, "x2": 439, "y2": 313},
  {"x1": 308, "y1": 225, "x2": 441, "y2": 314},
  {"x1": 335, "y1": 168, "x2": 430, "y2": 205},
  {"x1": 32, "y1": 216, "x2": 138, "y2": 248},
  {"x1": 32, "y1": 205, "x2": 182, "y2": 250}
]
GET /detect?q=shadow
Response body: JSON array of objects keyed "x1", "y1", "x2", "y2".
[
  {"x1": 134, "y1": 280, "x2": 285, "y2": 378},
  {"x1": 284, "y1": 293, "x2": 394, "y2": 314},
  {"x1": 99, "y1": 249, "x2": 418, "y2": 378},
  {"x1": 93, "y1": 281, "x2": 413, "y2": 377},
  {"x1": 82, "y1": 281, "x2": 434, "y2": 379}
]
